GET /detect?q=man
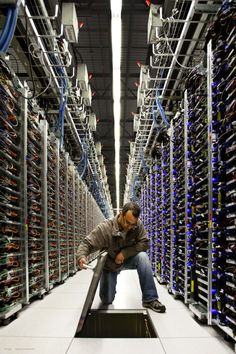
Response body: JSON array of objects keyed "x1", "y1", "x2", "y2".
[{"x1": 77, "y1": 201, "x2": 166, "y2": 313}]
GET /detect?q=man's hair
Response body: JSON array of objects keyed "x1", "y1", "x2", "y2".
[{"x1": 122, "y1": 202, "x2": 141, "y2": 218}]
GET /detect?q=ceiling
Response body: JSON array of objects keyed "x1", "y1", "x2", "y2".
[
  {"x1": 2, "y1": 0, "x2": 222, "y2": 212},
  {"x1": 70, "y1": 0, "x2": 154, "y2": 207},
  {"x1": 68, "y1": 0, "x2": 221, "y2": 207}
]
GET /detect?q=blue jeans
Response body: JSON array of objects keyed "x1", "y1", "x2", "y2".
[{"x1": 99, "y1": 252, "x2": 158, "y2": 304}]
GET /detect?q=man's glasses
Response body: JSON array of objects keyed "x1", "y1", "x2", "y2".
[{"x1": 123, "y1": 216, "x2": 137, "y2": 229}]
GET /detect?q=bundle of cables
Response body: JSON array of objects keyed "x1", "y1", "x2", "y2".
[
  {"x1": 90, "y1": 170, "x2": 106, "y2": 211},
  {"x1": 0, "y1": 0, "x2": 21, "y2": 54},
  {"x1": 77, "y1": 138, "x2": 88, "y2": 179},
  {"x1": 49, "y1": 54, "x2": 68, "y2": 149},
  {"x1": 153, "y1": 87, "x2": 170, "y2": 128}
]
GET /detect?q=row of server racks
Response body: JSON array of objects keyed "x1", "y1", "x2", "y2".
[
  {"x1": 141, "y1": 2, "x2": 236, "y2": 347},
  {"x1": 0, "y1": 61, "x2": 105, "y2": 324}
]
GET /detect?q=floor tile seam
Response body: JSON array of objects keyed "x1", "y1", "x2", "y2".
[
  {"x1": 0, "y1": 335, "x2": 221, "y2": 339},
  {"x1": 0, "y1": 335, "x2": 75, "y2": 338},
  {"x1": 49, "y1": 291, "x2": 88, "y2": 294},
  {"x1": 157, "y1": 335, "x2": 223, "y2": 339},
  {"x1": 17, "y1": 308, "x2": 82, "y2": 311},
  {"x1": 25, "y1": 307, "x2": 83, "y2": 310}
]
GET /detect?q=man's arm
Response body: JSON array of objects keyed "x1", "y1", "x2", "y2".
[{"x1": 77, "y1": 221, "x2": 110, "y2": 267}]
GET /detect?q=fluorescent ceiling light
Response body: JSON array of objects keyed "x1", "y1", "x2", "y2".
[{"x1": 110, "y1": 0, "x2": 122, "y2": 213}]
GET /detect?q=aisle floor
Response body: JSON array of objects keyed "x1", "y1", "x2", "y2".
[{"x1": 0, "y1": 269, "x2": 234, "y2": 354}]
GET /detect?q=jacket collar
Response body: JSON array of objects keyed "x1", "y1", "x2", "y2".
[{"x1": 112, "y1": 215, "x2": 121, "y2": 235}]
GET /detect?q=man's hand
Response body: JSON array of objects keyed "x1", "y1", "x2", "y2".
[
  {"x1": 115, "y1": 252, "x2": 125, "y2": 265},
  {"x1": 79, "y1": 257, "x2": 87, "y2": 269}
]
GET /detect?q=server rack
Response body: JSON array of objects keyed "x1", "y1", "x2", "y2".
[
  {"x1": 91, "y1": 200, "x2": 95, "y2": 230},
  {"x1": 89, "y1": 193, "x2": 93, "y2": 233},
  {"x1": 170, "y1": 111, "x2": 186, "y2": 298},
  {"x1": 140, "y1": 179, "x2": 145, "y2": 225},
  {"x1": 0, "y1": 60, "x2": 110, "y2": 324},
  {"x1": 183, "y1": 93, "x2": 193, "y2": 305},
  {"x1": 81, "y1": 183, "x2": 95, "y2": 263},
  {"x1": 27, "y1": 106, "x2": 46, "y2": 300},
  {"x1": 47, "y1": 134, "x2": 60, "y2": 288},
  {"x1": 153, "y1": 158, "x2": 163, "y2": 282},
  {"x1": 41, "y1": 121, "x2": 49, "y2": 292},
  {"x1": 92, "y1": 199, "x2": 105, "y2": 228},
  {"x1": 74, "y1": 173, "x2": 81, "y2": 268},
  {"x1": 141, "y1": 178, "x2": 152, "y2": 267},
  {"x1": 185, "y1": 68, "x2": 211, "y2": 317},
  {"x1": 147, "y1": 175, "x2": 154, "y2": 272},
  {"x1": 140, "y1": 174, "x2": 154, "y2": 268},
  {"x1": 140, "y1": 148, "x2": 171, "y2": 283},
  {"x1": 207, "y1": 40, "x2": 215, "y2": 327},
  {"x1": 185, "y1": 100, "x2": 194, "y2": 306},
  {"x1": 148, "y1": 168, "x2": 156, "y2": 275},
  {"x1": 0, "y1": 63, "x2": 26, "y2": 322},
  {"x1": 140, "y1": 182, "x2": 146, "y2": 238},
  {"x1": 67, "y1": 160, "x2": 76, "y2": 275},
  {"x1": 87, "y1": 191, "x2": 93, "y2": 234},
  {"x1": 169, "y1": 122, "x2": 174, "y2": 294},
  {"x1": 79, "y1": 180, "x2": 87, "y2": 240},
  {"x1": 150, "y1": 165, "x2": 157, "y2": 275},
  {"x1": 161, "y1": 141, "x2": 171, "y2": 285},
  {"x1": 59, "y1": 151, "x2": 68, "y2": 281},
  {"x1": 206, "y1": 2, "x2": 236, "y2": 343}
]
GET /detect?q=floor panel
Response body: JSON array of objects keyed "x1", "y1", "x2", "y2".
[
  {"x1": 0, "y1": 270, "x2": 234, "y2": 353},
  {"x1": 0, "y1": 337, "x2": 72, "y2": 354},
  {"x1": 0, "y1": 308, "x2": 81, "y2": 338},
  {"x1": 161, "y1": 337, "x2": 234, "y2": 354},
  {"x1": 66, "y1": 338, "x2": 166, "y2": 354}
]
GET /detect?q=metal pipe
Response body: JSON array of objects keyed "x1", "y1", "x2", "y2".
[
  {"x1": 154, "y1": 36, "x2": 204, "y2": 42},
  {"x1": 19, "y1": 4, "x2": 58, "y2": 19},
  {"x1": 15, "y1": 25, "x2": 63, "y2": 37},
  {"x1": 162, "y1": 19, "x2": 209, "y2": 24}
]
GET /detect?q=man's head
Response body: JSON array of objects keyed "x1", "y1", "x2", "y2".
[{"x1": 118, "y1": 202, "x2": 141, "y2": 231}]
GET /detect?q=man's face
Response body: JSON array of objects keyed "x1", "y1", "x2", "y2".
[{"x1": 121, "y1": 210, "x2": 138, "y2": 231}]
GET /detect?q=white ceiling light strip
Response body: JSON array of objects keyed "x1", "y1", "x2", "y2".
[{"x1": 110, "y1": 0, "x2": 122, "y2": 213}]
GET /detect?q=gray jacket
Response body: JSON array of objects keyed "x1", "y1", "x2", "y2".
[{"x1": 77, "y1": 215, "x2": 149, "y2": 271}]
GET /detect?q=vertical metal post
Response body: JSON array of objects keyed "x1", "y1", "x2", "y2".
[
  {"x1": 152, "y1": 164, "x2": 156, "y2": 276},
  {"x1": 87, "y1": 192, "x2": 90, "y2": 233},
  {"x1": 85, "y1": 187, "x2": 88, "y2": 235},
  {"x1": 207, "y1": 39, "x2": 213, "y2": 325},
  {"x1": 184, "y1": 90, "x2": 189, "y2": 304},
  {"x1": 72, "y1": 165, "x2": 76, "y2": 272},
  {"x1": 161, "y1": 144, "x2": 164, "y2": 282},
  {"x1": 41, "y1": 120, "x2": 49, "y2": 291},
  {"x1": 79, "y1": 177, "x2": 82, "y2": 240},
  {"x1": 56, "y1": 139, "x2": 61, "y2": 281},
  {"x1": 92, "y1": 199, "x2": 94, "y2": 229},
  {"x1": 65, "y1": 152, "x2": 69, "y2": 276},
  {"x1": 169, "y1": 120, "x2": 174, "y2": 292},
  {"x1": 22, "y1": 84, "x2": 29, "y2": 304}
]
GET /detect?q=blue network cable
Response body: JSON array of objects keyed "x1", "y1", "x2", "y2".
[
  {"x1": 79, "y1": 139, "x2": 88, "y2": 179},
  {"x1": 153, "y1": 87, "x2": 170, "y2": 128},
  {"x1": 0, "y1": 1, "x2": 21, "y2": 54}
]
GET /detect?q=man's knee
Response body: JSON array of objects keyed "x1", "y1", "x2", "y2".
[{"x1": 136, "y1": 252, "x2": 149, "y2": 263}]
